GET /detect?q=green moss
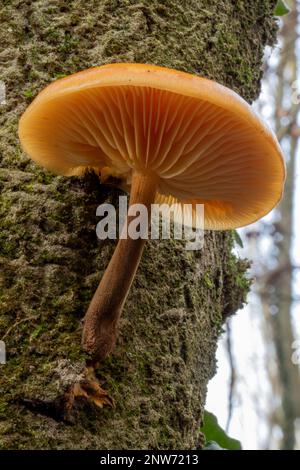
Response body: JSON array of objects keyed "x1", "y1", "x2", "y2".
[
  {"x1": 58, "y1": 34, "x2": 80, "y2": 53},
  {"x1": 203, "y1": 273, "x2": 214, "y2": 289}
]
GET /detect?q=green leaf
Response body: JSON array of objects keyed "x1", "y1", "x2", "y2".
[
  {"x1": 274, "y1": 0, "x2": 290, "y2": 16},
  {"x1": 232, "y1": 229, "x2": 243, "y2": 248},
  {"x1": 201, "y1": 411, "x2": 242, "y2": 450}
]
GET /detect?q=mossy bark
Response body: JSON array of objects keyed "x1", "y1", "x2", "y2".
[{"x1": 0, "y1": 0, "x2": 276, "y2": 450}]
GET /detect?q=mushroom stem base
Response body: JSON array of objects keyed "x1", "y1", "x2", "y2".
[{"x1": 82, "y1": 172, "x2": 157, "y2": 363}]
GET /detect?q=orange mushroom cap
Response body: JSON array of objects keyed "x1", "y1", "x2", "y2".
[{"x1": 19, "y1": 63, "x2": 285, "y2": 230}]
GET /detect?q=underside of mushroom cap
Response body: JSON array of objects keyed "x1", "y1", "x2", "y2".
[{"x1": 19, "y1": 63, "x2": 285, "y2": 230}]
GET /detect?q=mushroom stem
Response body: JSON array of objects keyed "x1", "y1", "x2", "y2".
[{"x1": 82, "y1": 171, "x2": 157, "y2": 363}]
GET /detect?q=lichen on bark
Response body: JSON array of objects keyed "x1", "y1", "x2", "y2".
[{"x1": 0, "y1": 0, "x2": 276, "y2": 450}]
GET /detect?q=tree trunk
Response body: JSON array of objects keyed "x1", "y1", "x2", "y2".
[{"x1": 0, "y1": 0, "x2": 277, "y2": 449}]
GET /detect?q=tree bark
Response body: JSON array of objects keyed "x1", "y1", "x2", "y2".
[
  {"x1": 0, "y1": 0, "x2": 277, "y2": 449},
  {"x1": 268, "y1": 2, "x2": 300, "y2": 449}
]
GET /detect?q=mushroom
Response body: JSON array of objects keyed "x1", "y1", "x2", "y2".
[{"x1": 19, "y1": 63, "x2": 285, "y2": 367}]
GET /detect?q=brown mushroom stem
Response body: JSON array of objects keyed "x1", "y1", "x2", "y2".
[{"x1": 82, "y1": 171, "x2": 157, "y2": 363}]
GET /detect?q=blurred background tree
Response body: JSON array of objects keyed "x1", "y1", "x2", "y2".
[
  {"x1": 0, "y1": 0, "x2": 277, "y2": 449},
  {"x1": 208, "y1": 0, "x2": 300, "y2": 450}
]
